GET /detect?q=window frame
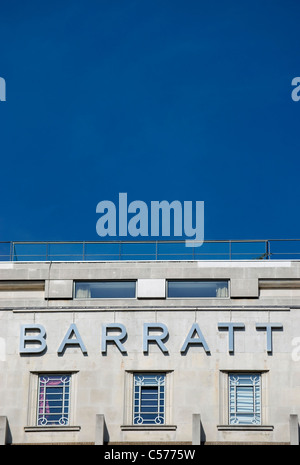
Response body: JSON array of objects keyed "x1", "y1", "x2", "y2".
[
  {"x1": 26, "y1": 371, "x2": 78, "y2": 429},
  {"x1": 122, "y1": 370, "x2": 174, "y2": 429},
  {"x1": 37, "y1": 373, "x2": 72, "y2": 427},
  {"x1": 228, "y1": 372, "x2": 261, "y2": 425},
  {"x1": 74, "y1": 280, "x2": 137, "y2": 300},
  {"x1": 133, "y1": 373, "x2": 166, "y2": 425},
  {"x1": 166, "y1": 279, "x2": 230, "y2": 299},
  {"x1": 218, "y1": 370, "x2": 269, "y2": 428}
]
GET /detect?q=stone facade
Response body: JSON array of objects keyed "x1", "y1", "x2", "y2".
[{"x1": 0, "y1": 259, "x2": 300, "y2": 444}]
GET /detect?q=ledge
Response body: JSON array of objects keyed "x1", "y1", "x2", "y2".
[
  {"x1": 217, "y1": 425, "x2": 274, "y2": 431},
  {"x1": 121, "y1": 425, "x2": 177, "y2": 431},
  {"x1": 24, "y1": 426, "x2": 81, "y2": 433}
]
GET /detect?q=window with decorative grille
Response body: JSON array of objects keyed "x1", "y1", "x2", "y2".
[
  {"x1": 133, "y1": 373, "x2": 165, "y2": 425},
  {"x1": 37, "y1": 374, "x2": 71, "y2": 426},
  {"x1": 229, "y1": 373, "x2": 261, "y2": 425}
]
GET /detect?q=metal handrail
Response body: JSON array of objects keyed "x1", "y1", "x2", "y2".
[{"x1": 0, "y1": 239, "x2": 299, "y2": 261}]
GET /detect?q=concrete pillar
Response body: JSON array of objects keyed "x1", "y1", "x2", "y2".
[
  {"x1": 290, "y1": 414, "x2": 299, "y2": 445},
  {"x1": 95, "y1": 414, "x2": 107, "y2": 445},
  {"x1": 192, "y1": 414, "x2": 202, "y2": 445},
  {"x1": 0, "y1": 417, "x2": 8, "y2": 445}
]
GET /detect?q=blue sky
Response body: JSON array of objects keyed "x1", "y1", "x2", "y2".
[{"x1": 0, "y1": 0, "x2": 299, "y2": 244}]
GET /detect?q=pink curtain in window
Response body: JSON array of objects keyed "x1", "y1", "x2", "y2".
[{"x1": 38, "y1": 378, "x2": 64, "y2": 415}]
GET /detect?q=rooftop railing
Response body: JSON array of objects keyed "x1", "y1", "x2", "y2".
[{"x1": 0, "y1": 239, "x2": 300, "y2": 262}]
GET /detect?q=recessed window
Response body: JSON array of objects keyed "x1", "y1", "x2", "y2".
[
  {"x1": 229, "y1": 373, "x2": 261, "y2": 425},
  {"x1": 133, "y1": 373, "x2": 165, "y2": 425},
  {"x1": 74, "y1": 281, "x2": 136, "y2": 299},
  {"x1": 37, "y1": 374, "x2": 71, "y2": 426},
  {"x1": 167, "y1": 280, "x2": 228, "y2": 298},
  {"x1": 0, "y1": 280, "x2": 45, "y2": 300}
]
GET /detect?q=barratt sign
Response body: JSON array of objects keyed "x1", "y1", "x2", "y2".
[{"x1": 19, "y1": 321, "x2": 283, "y2": 355}]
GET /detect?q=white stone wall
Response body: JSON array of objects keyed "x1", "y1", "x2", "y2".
[{"x1": 0, "y1": 260, "x2": 300, "y2": 444}]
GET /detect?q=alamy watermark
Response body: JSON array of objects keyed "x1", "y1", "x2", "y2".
[
  {"x1": 96, "y1": 193, "x2": 204, "y2": 247},
  {"x1": 291, "y1": 77, "x2": 300, "y2": 101},
  {"x1": 0, "y1": 77, "x2": 6, "y2": 101}
]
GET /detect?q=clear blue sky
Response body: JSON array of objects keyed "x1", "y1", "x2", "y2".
[{"x1": 0, "y1": 0, "x2": 299, "y2": 243}]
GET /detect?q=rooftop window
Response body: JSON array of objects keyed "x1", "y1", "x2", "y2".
[
  {"x1": 167, "y1": 280, "x2": 229, "y2": 298},
  {"x1": 74, "y1": 281, "x2": 136, "y2": 299}
]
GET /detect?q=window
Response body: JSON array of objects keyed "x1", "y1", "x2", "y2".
[
  {"x1": 37, "y1": 374, "x2": 71, "y2": 426},
  {"x1": 167, "y1": 280, "x2": 228, "y2": 298},
  {"x1": 74, "y1": 281, "x2": 136, "y2": 299},
  {"x1": 0, "y1": 280, "x2": 44, "y2": 299},
  {"x1": 229, "y1": 373, "x2": 261, "y2": 425},
  {"x1": 133, "y1": 373, "x2": 165, "y2": 425},
  {"x1": 122, "y1": 371, "x2": 174, "y2": 429}
]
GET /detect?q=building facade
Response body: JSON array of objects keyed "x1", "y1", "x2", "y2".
[{"x1": 1, "y1": 257, "x2": 300, "y2": 445}]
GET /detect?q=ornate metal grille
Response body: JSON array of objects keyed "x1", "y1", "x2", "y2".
[
  {"x1": 133, "y1": 373, "x2": 165, "y2": 425},
  {"x1": 37, "y1": 374, "x2": 71, "y2": 426},
  {"x1": 229, "y1": 373, "x2": 261, "y2": 425}
]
